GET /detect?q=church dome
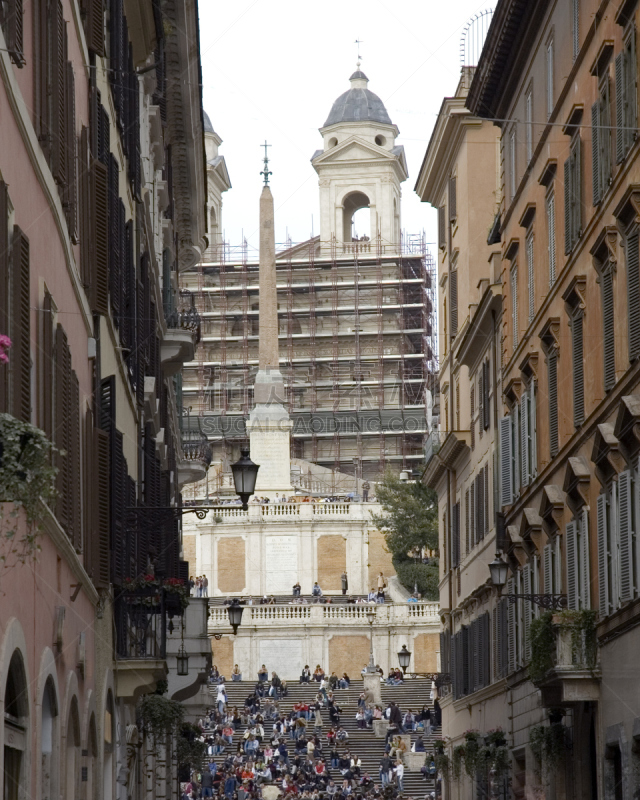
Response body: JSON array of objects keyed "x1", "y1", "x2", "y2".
[
  {"x1": 323, "y1": 70, "x2": 392, "y2": 127},
  {"x1": 203, "y1": 111, "x2": 214, "y2": 133}
]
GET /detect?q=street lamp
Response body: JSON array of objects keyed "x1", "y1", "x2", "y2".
[
  {"x1": 364, "y1": 607, "x2": 377, "y2": 673},
  {"x1": 227, "y1": 598, "x2": 244, "y2": 634},
  {"x1": 397, "y1": 645, "x2": 411, "y2": 674},
  {"x1": 176, "y1": 644, "x2": 189, "y2": 676},
  {"x1": 488, "y1": 552, "x2": 567, "y2": 609},
  {"x1": 231, "y1": 448, "x2": 260, "y2": 510}
]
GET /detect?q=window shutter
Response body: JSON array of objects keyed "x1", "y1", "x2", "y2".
[
  {"x1": 438, "y1": 206, "x2": 446, "y2": 249},
  {"x1": 616, "y1": 52, "x2": 626, "y2": 163},
  {"x1": 581, "y1": 507, "x2": 591, "y2": 609},
  {"x1": 86, "y1": 0, "x2": 104, "y2": 55},
  {"x1": 484, "y1": 463, "x2": 490, "y2": 533},
  {"x1": 451, "y1": 631, "x2": 458, "y2": 698},
  {"x1": 523, "y1": 565, "x2": 532, "y2": 661},
  {"x1": 511, "y1": 264, "x2": 519, "y2": 347},
  {"x1": 69, "y1": 371, "x2": 81, "y2": 550},
  {"x1": 492, "y1": 607, "x2": 498, "y2": 682},
  {"x1": 547, "y1": 349, "x2": 559, "y2": 456},
  {"x1": 449, "y1": 176, "x2": 457, "y2": 221},
  {"x1": 470, "y1": 480, "x2": 475, "y2": 548},
  {"x1": 543, "y1": 542, "x2": 553, "y2": 595},
  {"x1": 38, "y1": 292, "x2": 54, "y2": 438},
  {"x1": 465, "y1": 488, "x2": 470, "y2": 555},
  {"x1": 573, "y1": 137, "x2": 582, "y2": 241},
  {"x1": 500, "y1": 416, "x2": 513, "y2": 506},
  {"x1": 449, "y1": 269, "x2": 458, "y2": 337},
  {"x1": 627, "y1": 27, "x2": 638, "y2": 152},
  {"x1": 592, "y1": 101, "x2": 601, "y2": 205},
  {"x1": 78, "y1": 127, "x2": 91, "y2": 288},
  {"x1": 507, "y1": 578, "x2": 516, "y2": 674},
  {"x1": 627, "y1": 232, "x2": 640, "y2": 361},
  {"x1": 564, "y1": 158, "x2": 572, "y2": 254},
  {"x1": 64, "y1": 63, "x2": 78, "y2": 242},
  {"x1": 554, "y1": 534, "x2": 562, "y2": 597},
  {"x1": 51, "y1": 0, "x2": 67, "y2": 186},
  {"x1": 602, "y1": 268, "x2": 616, "y2": 392},
  {"x1": 1, "y1": 0, "x2": 25, "y2": 66},
  {"x1": 470, "y1": 386, "x2": 475, "y2": 450},
  {"x1": 566, "y1": 520, "x2": 578, "y2": 610},
  {"x1": 520, "y1": 393, "x2": 529, "y2": 487},
  {"x1": 11, "y1": 226, "x2": 31, "y2": 422},
  {"x1": 597, "y1": 493, "x2": 609, "y2": 616},
  {"x1": 90, "y1": 159, "x2": 109, "y2": 314},
  {"x1": 95, "y1": 427, "x2": 111, "y2": 586},
  {"x1": 619, "y1": 470, "x2": 633, "y2": 602},
  {"x1": 527, "y1": 232, "x2": 535, "y2": 323},
  {"x1": 572, "y1": 312, "x2": 585, "y2": 427},
  {"x1": 529, "y1": 381, "x2": 537, "y2": 477},
  {"x1": 0, "y1": 182, "x2": 8, "y2": 414},
  {"x1": 547, "y1": 191, "x2": 557, "y2": 286},
  {"x1": 452, "y1": 502, "x2": 460, "y2": 569},
  {"x1": 477, "y1": 469, "x2": 485, "y2": 541},
  {"x1": 478, "y1": 370, "x2": 483, "y2": 439},
  {"x1": 483, "y1": 360, "x2": 490, "y2": 430},
  {"x1": 500, "y1": 599, "x2": 508, "y2": 678},
  {"x1": 55, "y1": 324, "x2": 71, "y2": 532}
]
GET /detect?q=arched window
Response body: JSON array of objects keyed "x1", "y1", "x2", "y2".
[
  {"x1": 342, "y1": 191, "x2": 370, "y2": 242},
  {"x1": 4, "y1": 650, "x2": 29, "y2": 800},
  {"x1": 41, "y1": 678, "x2": 59, "y2": 800},
  {"x1": 65, "y1": 698, "x2": 80, "y2": 800}
]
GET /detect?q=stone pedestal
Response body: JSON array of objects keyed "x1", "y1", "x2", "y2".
[
  {"x1": 373, "y1": 719, "x2": 389, "y2": 738},
  {"x1": 247, "y1": 401, "x2": 292, "y2": 493},
  {"x1": 403, "y1": 752, "x2": 426, "y2": 772},
  {"x1": 363, "y1": 673, "x2": 382, "y2": 705}
]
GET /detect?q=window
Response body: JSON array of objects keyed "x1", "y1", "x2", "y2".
[
  {"x1": 482, "y1": 359, "x2": 491, "y2": 430},
  {"x1": 451, "y1": 501, "x2": 460, "y2": 569},
  {"x1": 470, "y1": 385, "x2": 475, "y2": 450},
  {"x1": 616, "y1": 24, "x2": 638, "y2": 164},
  {"x1": 525, "y1": 87, "x2": 533, "y2": 163},
  {"x1": 450, "y1": 265, "x2": 458, "y2": 338},
  {"x1": 546, "y1": 344, "x2": 559, "y2": 457},
  {"x1": 600, "y1": 263, "x2": 616, "y2": 392},
  {"x1": 526, "y1": 230, "x2": 535, "y2": 324},
  {"x1": 543, "y1": 535, "x2": 562, "y2": 595},
  {"x1": 566, "y1": 507, "x2": 591, "y2": 609},
  {"x1": 519, "y1": 380, "x2": 537, "y2": 487},
  {"x1": 511, "y1": 263, "x2": 519, "y2": 348},
  {"x1": 570, "y1": 308, "x2": 585, "y2": 427},
  {"x1": 546, "y1": 38, "x2": 554, "y2": 119},
  {"x1": 615, "y1": 462, "x2": 640, "y2": 604},
  {"x1": 546, "y1": 189, "x2": 557, "y2": 286},
  {"x1": 438, "y1": 206, "x2": 446, "y2": 250},
  {"x1": 449, "y1": 175, "x2": 457, "y2": 221},
  {"x1": 572, "y1": 0, "x2": 580, "y2": 61},
  {"x1": 0, "y1": 0, "x2": 25, "y2": 65},
  {"x1": 509, "y1": 127, "x2": 517, "y2": 200},
  {"x1": 626, "y1": 229, "x2": 640, "y2": 361},
  {"x1": 499, "y1": 415, "x2": 513, "y2": 507},
  {"x1": 564, "y1": 134, "x2": 582, "y2": 253},
  {"x1": 597, "y1": 488, "x2": 619, "y2": 617},
  {"x1": 592, "y1": 74, "x2": 612, "y2": 206}
]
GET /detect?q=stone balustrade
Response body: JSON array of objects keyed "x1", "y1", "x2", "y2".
[
  {"x1": 200, "y1": 502, "x2": 379, "y2": 523},
  {"x1": 208, "y1": 601, "x2": 439, "y2": 631}
]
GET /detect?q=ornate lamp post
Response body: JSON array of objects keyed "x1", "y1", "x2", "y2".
[
  {"x1": 230, "y1": 448, "x2": 260, "y2": 510},
  {"x1": 397, "y1": 644, "x2": 411, "y2": 674},
  {"x1": 489, "y1": 552, "x2": 567, "y2": 609}
]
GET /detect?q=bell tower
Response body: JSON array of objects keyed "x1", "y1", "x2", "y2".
[{"x1": 312, "y1": 70, "x2": 408, "y2": 252}]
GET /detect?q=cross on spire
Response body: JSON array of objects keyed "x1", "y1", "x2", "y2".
[
  {"x1": 260, "y1": 141, "x2": 272, "y2": 185},
  {"x1": 354, "y1": 38, "x2": 363, "y2": 68}
]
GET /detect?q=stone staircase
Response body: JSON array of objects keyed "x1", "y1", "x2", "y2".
[{"x1": 204, "y1": 678, "x2": 439, "y2": 797}]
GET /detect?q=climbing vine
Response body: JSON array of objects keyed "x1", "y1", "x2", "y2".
[
  {"x1": 527, "y1": 612, "x2": 555, "y2": 683},
  {"x1": 529, "y1": 723, "x2": 567, "y2": 778}
]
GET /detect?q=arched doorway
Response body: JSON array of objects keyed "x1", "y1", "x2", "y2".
[
  {"x1": 3, "y1": 650, "x2": 29, "y2": 800},
  {"x1": 86, "y1": 715, "x2": 97, "y2": 800},
  {"x1": 64, "y1": 698, "x2": 80, "y2": 800},
  {"x1": 102, "y1": 693, "x2": 114, "y2": 800},
  {"x1": 41, "y1": 678, "x2": 59, "y2": 800},
  {"x1": 342, "y1": 191, "x2": 371, "y2": 242}
]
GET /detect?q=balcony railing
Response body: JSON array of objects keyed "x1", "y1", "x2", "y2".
[
  {"x1": 181, "y1": 434, "x2": 213, "y2": 467},
  {"x1": 166, "y1": 306, "x2": 201, "y2": 344},
  {"x1": 115, "y1": 594, "x2": 166, "y2": 659},
  {"x1": 424, "y1": 429, "x2": 445, "y2": 465}
]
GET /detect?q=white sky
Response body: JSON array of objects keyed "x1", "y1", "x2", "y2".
[{"x1": 198, "y1": 0, "x2": 492, "y2": 258}]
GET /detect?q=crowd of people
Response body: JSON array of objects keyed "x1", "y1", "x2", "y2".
[
  {"x1": 184, "y1": 664, "x2": 442, "y2": 800},
  {"x1": 190, "y1": 576, "x2": 209, "y2": 597}
]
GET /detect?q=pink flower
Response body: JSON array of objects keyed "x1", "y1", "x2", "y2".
[{"x1": 0, "y1": 334, "x2": 11, "y2": 364}]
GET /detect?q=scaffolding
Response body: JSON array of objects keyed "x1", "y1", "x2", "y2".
[{"x1": 182, "y1": 233, "x2": 438, "y2": 487}]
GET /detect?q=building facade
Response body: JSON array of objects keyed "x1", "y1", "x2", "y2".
[
  {"x1": 420, "y1": 0, "x2": 640, "y2": 798},
  {"x1": 416, "y1": 69, "x2": 509, "y2": 799},
  {"x1": 0, "y1": 0, "x2": 207, "y2": 796}
]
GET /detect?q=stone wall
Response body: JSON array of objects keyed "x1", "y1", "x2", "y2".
[
  {"x1": 367, "y1": 528, "x2": 395, "y2": 589},
  {"x1": 217, "y1": 537, "x2": 246, "y2": 592},
  {"x1": 328, "y1": 635, "x2": 370, "y2": 677},
  {"x1": 317, "y1": 535, "x2": 347, "y2": 591},
  {"x1": 211, "y1": 636, "x2": 235, "y2": 678},
  {"x1": 412, "y1": 633, "x2": 439, "y2": 672}
]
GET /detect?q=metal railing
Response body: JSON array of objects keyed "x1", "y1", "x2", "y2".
[{"x1": 166, "y1": 306, "x2": 202, "y2": 344}]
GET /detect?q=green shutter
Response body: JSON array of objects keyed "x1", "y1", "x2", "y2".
[
  {"x1": 592, "y1": 102, "x2": 601, "y2": 205},
  {"x1": 627, "y1": 232, "x2": 640, "y2": 361},
  {"x1": 566, "y1": 521, "x2": 578, "y2": 610}
]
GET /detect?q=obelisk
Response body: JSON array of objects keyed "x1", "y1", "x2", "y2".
[{"x1": 246, "y1": 145, "x2": 292, "y2": 493}]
